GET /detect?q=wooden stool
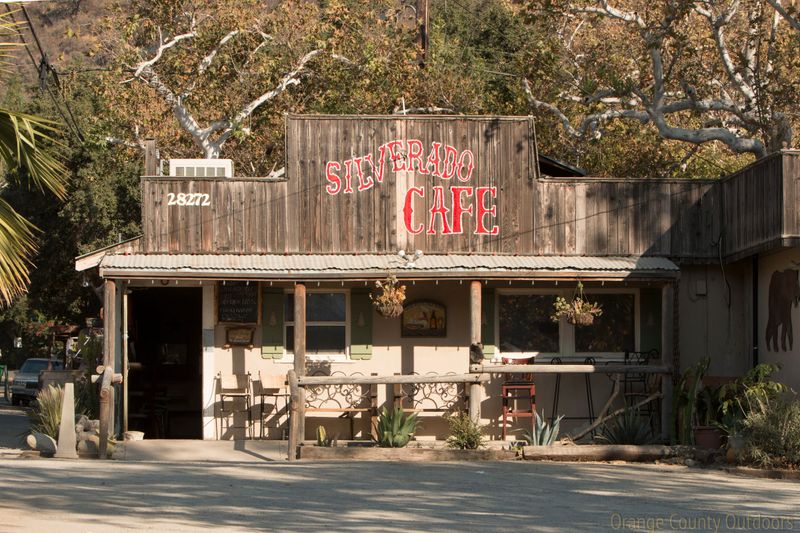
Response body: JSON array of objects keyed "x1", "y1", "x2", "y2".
[{"x1": 500, "y1": 356, "x2": 536, "y2": 440}]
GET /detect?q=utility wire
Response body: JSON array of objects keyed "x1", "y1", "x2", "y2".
[{"x1": 4, "y1": 4, "x2": 84, "y2": 144}]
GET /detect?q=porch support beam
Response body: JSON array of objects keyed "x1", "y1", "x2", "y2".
[
  {"x1": 469, "y1": 280, "x2": 482, "y2": 423},
  {"x1": 289, "y1": 282, "x2": 306, "y2": 461},
  {"x1": 661, "y1": 282, "x2": 675, "y2": 442},
  {"x1": 99, "y1": 279, "x2": 116, "y2": 459}
]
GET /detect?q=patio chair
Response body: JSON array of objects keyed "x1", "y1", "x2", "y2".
[
  {"x1": 256, "y1": 372, "x2": 290, "y2": 439},
  {"x1": 216, "y1": 372, "x2": 253, "y2": 439}
]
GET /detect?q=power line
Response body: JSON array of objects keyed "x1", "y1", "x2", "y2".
[{"x1": 4, "y1": 4, "x2": 84, "y2": 144}]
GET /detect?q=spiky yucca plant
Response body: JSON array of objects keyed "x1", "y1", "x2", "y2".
[
  {"x1": 374, "y1": 407, "x2": 420, "y2": 448},
  {"x1": 519, "y1": 411, "x2": 563, "y2": 446},
  {"x1": 595, "y1": 409, "x2": 656, "y2": 445},
  {"x1": 27, "y1": 384, "x2": 63, "y2": 439}
]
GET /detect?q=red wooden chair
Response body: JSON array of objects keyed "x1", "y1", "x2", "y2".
[{"x1": 500, "y1": 356, "x2": 536, "y2": 440}]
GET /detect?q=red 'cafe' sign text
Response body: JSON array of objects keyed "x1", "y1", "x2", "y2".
[{"x1": 325, "y1": 139, "x2": 498, "y2": 235}]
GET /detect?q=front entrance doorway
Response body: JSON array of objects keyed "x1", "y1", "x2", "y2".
[{"x1": 128, "y1": 287, "x2": 203, "y2": 439}]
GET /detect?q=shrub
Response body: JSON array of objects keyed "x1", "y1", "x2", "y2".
[
  {"x1": 741, "y1": 394, "x2": 800, "y2": 469},
  {"x1": 374, "y1": 407, "x2": 420, "y2": 448},
  {"x1": 595, "y1": 409, "x2": 656, "y2": 445},
  {"x1": 445, "y1": 412, "x2": 485, "y2": 450},
  {"x1": 519, "y1": 411, "x2": 562, "y2": 446},
  {"x1": 27, "y1": 384, "x2": 63, "y2": 439},
  {"x1": 316, "y1": 425, "x2": 336, "y2": 447}
]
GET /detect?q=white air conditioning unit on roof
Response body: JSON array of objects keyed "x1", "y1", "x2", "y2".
[{"x1": 169, "y1": 159, "x2": 234, "y2": 178}]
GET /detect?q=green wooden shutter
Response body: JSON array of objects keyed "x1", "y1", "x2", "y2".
[
  {"x1": 350, "y1": 289, "x2": 373, "y2": 360},
  {"x1": 261, "y1": 289, "x2": 284, "y2": 359},
  {"x1": 481, "y1": 288, "x2": 496, "y2": 357}
]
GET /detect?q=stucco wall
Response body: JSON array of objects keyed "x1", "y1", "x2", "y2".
[{"x1": 758, "y1": 248, "x2": 800, "y2": 389}]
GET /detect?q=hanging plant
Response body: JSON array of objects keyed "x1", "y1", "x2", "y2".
[
  {"x1": 371, "y1": 275, "x2": 406, "y2": 318},
  {"x1": 551, "y1": 282, "x2": 602, "y2": 326}
]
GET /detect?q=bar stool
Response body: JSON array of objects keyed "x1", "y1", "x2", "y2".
[
  {"x1": 549, "y1": 357, "x2": 597, "y2": 434},
  {"x1": 256, "y1": 372, "x2": 290, "y2": 440},
  {"x1": 500, "y1": 356, "x2": 536, "y2": 440},
  {"x1": 216, "y1": 372, "x2": 253, "y2": 439}
]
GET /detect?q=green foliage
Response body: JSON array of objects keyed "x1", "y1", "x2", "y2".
[
  {"x1": 27, "y1": 384, "x2": 63, "y2": 439},
  {"x1": 445, "y1": 411, "x2": 485, "y2": 450},
  {"x1": 374, "y1": 407, "x2": 419, "y2": 448},
  {"x1": 741, "y1": 393, "x2": 800, "y2": 470},
  {"x1": 595, "y1": 409, "x2": 656, "y2": 445},
  {"x1": 672, "y1": 357, "x2": 710, "y2": 445},
  {"x1": 316, "y1": 425, "x2": 336, "y2": 447},
  {"x1": 519, "y1": 411, "x2": 562, "y2": 446}
]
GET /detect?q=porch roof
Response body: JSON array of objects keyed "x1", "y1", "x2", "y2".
[{"x1": 96, "y1": 253, "x2": 679, "y2": 280}]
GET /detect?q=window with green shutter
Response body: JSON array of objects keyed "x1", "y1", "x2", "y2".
[
  {"x1": 350, "y1": 289, "x2": 373, "y2": 360},
  {"x1": 261, "y1": 289, "x2": 284, "y2": 359}
]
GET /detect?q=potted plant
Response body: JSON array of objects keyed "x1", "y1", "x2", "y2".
[
  {"x1": 371, "y1": 275, "x2": 406, "y2": 318},
  {"x1": 551, "y1": 282, "x2": 602, "y2": 326}
]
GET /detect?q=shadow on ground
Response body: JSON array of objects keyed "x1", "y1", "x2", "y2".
[{"x1": 2, "y1": 459, "x2": 799, "y2": 531}]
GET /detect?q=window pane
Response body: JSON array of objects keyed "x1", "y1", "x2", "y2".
[
  {"x1": 285, "y1": 293, "x2": 345, "y2": 322},
  {"x1": 499, "y1": 295, "x2": 559, "y2": 353},
  {"x1": 308, "y1": 293, "x2": 346, "y2": 322},
  {"x1": 575, "y1": 294, "x2": 635, "y2": 352},
  {"x1": 285, "y1": 325, "x2": 346, "y2": 353}
]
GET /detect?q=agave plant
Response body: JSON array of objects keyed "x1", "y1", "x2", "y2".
[
  {"x1": 595, "y1": 409, "x2": 656, "y2": 445},
  {"x1": 519, "y1": 411, "x2": 563, "y2": 446},
  {"x1": 374, "y1": 407, "x2": 420, "y2": 448}
]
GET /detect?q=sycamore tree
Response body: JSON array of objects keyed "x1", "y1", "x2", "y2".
[
  {"x1": 522, "y1": 0, "x2": 800, "y2": 167},
  {"x1": 103, "y1": 0, "x2": 422, "y2": 175}
]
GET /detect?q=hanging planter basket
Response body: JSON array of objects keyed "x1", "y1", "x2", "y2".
[
  {"x1": 551, "y1": 282, "x2": 602, "y2": 327},
  {"x1": 371, "y1": 275, "x2": 406, "y2": 318}
]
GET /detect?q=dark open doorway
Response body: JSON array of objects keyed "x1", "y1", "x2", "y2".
[{"x1": 128, "y1": 287, "x2": 203, "y2": 439}]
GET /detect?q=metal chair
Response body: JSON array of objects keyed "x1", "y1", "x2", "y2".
[
  {"x1": 256, "y1": 372, "x2": 290, "y2": 439},
  {"x1": 500, "y1": 356, "x2": 536, "y2": 440},
  {"x1": 216, "y1": 372, "x2": 253, "y2": 439},
  {"x1": 623, "y1": 349, "x2": 661, "y2": 431}
]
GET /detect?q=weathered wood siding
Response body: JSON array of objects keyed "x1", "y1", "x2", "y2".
[{"x1": 139, "y1": 116, "x2": 799, "y2": 261}]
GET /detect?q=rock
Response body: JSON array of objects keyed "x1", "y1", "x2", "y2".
[
  {"x1": 77, "y1": 438, "x2": 98, "y2": 455},
  {"x1": 684, "y1": 458, "x2": 697, "y2": 467},
  {"x1": 26, "y1": 432, "x2": 57, "y2": 455},
  {"x1": 124, "y1": 431, "x2": 145, "y2": 441},
  {"x1": 75, "y1": 414, "x2": 89, "y2": 432},
  {"x1": 76, "y1": 430, "x2": 96, "y2": 442}
]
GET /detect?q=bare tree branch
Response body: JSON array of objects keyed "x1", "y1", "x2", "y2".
[{"x1": 766, "y1": 0, "x2": 800, "y2": 31}]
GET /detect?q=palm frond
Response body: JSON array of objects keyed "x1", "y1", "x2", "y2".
[
  {"x1": 0, "y1": 197, "x2": 37, "y2": 305},
  {"x1": 0, "y1": 109, "x2": 67, "y2": 199}
]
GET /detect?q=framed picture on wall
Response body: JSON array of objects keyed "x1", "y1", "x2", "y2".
[{"x1": 401, "y1": 301, "x2": 446, "y2": 337}]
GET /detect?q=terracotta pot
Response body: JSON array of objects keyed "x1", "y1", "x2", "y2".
[{"x1": 693, "y1": 425, "x2": 723, "y2": 449}]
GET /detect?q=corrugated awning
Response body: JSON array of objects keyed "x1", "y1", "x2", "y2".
[{"x1": 97, "y1": 253, "x2": 679, "y2": 280}]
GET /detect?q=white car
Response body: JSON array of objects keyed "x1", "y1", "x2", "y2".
[{"x1": 9, "y1": 358, "x2": 63, "y2": 406}]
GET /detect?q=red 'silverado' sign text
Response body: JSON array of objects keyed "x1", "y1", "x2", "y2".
[{"x1": 324, "y1": 139, "x2": 498, "y2": 235}]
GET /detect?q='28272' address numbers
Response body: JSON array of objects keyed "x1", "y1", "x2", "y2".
[{"x1": 166, "y1": 193, "x2": 211, "y2": 206}]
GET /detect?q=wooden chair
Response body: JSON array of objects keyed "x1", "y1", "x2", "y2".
[
  {"x1": 256, "y1": 372, "x2": 289, "y2": 439},
  {"x1": 216, "y1": 372, "x2": 253, "y2": 439}
]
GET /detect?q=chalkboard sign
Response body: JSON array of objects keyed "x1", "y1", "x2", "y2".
[{"x1": 217, "y1": 281, "x2": 259, "y2": 324}]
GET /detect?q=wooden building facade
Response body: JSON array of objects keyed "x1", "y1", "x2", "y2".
[{"x1": 76, "y1": 115, "x2": 800, "y2": 449}]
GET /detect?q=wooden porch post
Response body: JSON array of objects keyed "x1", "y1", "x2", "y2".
[
  {"x1": 289, "y1": 283, "x2": 306, "y2": 460},
  {"x1": 99, "y1": 279, "x2": 116, "y2": 459},
  {"x1": 468, "y1": 280, "x2": 482, "y2": 423},
  {"x1": 661, "y1": 282, "x2": 675, "y2": 442}
]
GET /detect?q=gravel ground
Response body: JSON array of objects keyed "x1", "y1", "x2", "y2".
[{"x1": 0, "y1": 458, "x2": 798, "y2": 532}]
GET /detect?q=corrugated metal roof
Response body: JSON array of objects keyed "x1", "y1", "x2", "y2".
[{"x1": 99, "y1": 253, "x2": 678, "y2": 278}]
